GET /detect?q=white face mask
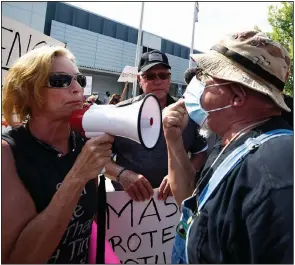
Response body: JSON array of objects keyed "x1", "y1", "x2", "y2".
[{"x1": 183, "y1": 76, "x2": 233, "y2": 126}]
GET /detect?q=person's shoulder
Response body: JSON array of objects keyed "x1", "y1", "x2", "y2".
[
  {"x1": 236, "y1": 133, "x2": 293, "y2": 206},
  {"x1": 256, "y1": 133, "x2": 293, "y2": 174},
  {"x1": 116, "y1": 94, "x2": 146, "y2": 107},
  {"x1": 2, "y1": 125, "x2": 26, "y2": 141},
  {"x1": 245, "y1": 132, "x2": 293, "y2": 178},
  {"x1": 2, "y1": 125, "x2": 28, "y2": 157}
]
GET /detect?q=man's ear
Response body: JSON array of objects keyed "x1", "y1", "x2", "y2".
[{"x1": 230, "y1": 84, "x2": 246, "y2": 107}]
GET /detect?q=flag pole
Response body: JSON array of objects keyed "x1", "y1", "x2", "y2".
[
  {"x1": 133, "y1": 2, "x2": 145, "y2": 98},
  {"x1": 189, "y1": 2, "x2": 199, "y2": 68}
]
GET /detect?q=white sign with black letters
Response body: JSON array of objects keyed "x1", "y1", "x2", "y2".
[
  {"x1": 106, "y1": 190, "x2": 181, "y2": 264},
  {"x1": 1, "y1": 16, "x2": 65, "y2": 84},
  {"x1": 118, "y1": 66, "x2": 138, "y2": 83},
  {"x1": 84, "y1": 76, "x2": 93, "y2": 96}
]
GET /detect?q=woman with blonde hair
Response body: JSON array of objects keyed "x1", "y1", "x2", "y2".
[
  {"x1": 2, "y1": 46, "x2": 114, "y2": 263},
  {"x1": 108, "y1": 94, "x2": 121, "y2": 105}
]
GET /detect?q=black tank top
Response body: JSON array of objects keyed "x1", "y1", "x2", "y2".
[{"x1": 2, "y1": 125, "x2": 97, "y2": 264}]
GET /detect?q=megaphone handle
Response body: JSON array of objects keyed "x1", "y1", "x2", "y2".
[{"x1": 96, "y1": 174, "x2": 106, "y2": 264}]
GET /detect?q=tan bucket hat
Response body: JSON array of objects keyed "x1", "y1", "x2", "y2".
[{"x1": 190, "y1": 30, "x2": 291, "y2": 112}]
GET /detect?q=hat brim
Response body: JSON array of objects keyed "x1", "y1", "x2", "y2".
[
  {"x1": 190, "y1": 52, "x2": 291, "y2": 112},
  {"x1": 140, "y1": 62, "x2": 171, "y2": 73}
]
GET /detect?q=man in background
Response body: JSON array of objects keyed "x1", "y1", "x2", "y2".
[
  {"x1": 103, "y1": 91, "x2": 111, "y2": 104},
  {"x1": 105, "y1": 50, "x2": 208, "y2": 201}
]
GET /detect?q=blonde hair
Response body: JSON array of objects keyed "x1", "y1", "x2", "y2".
[
  {"x1": 109, "y1": 94, "x2": 121, "y2": 105},
  {"x1": 2, "y1": 46, "x2": 75, "y2": 126}
]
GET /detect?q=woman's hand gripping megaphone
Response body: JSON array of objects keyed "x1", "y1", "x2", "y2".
[{"x1": 68, "y1": 134, "x2": 114, "y2": 183}]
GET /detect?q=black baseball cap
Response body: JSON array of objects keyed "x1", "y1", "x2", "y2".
[{"x1": 138, "y1": 50, "x2": 171, "y2": 72}]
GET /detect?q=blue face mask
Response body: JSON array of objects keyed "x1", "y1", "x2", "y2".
[{"x1": 183, "y1": 76, "x2": 232, "y2": 126}]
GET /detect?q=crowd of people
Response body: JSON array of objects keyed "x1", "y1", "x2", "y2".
[{"x1": 1, "y1": 30, "x2": 293, "y2": 264}]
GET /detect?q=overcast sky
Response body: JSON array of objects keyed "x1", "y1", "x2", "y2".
[{"x1": 66, "y1": 1, "x2": 280, "y2": 52}]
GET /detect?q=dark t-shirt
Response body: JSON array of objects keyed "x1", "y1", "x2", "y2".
[
  {"x1": 186, "y1": 117, "x2": 293, "y2": 263},
  {"x1": 112, "y1": 94, "x2": 208, "y2": 190},
  {"x1": 2, "y1": 126, "x2": 97, "y2": 264}
]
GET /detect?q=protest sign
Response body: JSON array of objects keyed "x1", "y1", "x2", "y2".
[
  {"x1": 106, "y1": 190, "x2": 181, "y2": 264},
  {"x1": 1, "y1": 16, "x2": 65, "y2": 84},
  {"x1": 118, "y1": 66, "x2": 138, "y2": 83},
  {"x1": 84, "y1": 76, "x2": 93, "y2": 96}
]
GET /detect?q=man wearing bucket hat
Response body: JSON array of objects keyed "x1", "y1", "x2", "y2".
[{"x1": 162, "y1": 30, "x2": 293, "y2": 263}]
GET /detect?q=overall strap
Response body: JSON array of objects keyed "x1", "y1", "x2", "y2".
[{"x1": 197, "y1": 129, "x2": 293, "y2": 213}]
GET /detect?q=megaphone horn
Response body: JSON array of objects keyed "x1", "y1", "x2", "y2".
[{"x1": 70, "y1": 94, "x2": 162, "y2": 150}]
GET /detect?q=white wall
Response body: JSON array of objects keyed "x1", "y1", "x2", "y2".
[
  {"x1": 50, "y1": 20, "x2": 137, "y2": 74},
  {"x1": 2, "y1": 2, "x2": 191, "y2": 97},
  {"x1": 2, "y1": 2, "x2": 47, "y2": 33},
  {"x1": 142, "y1": 32, "x2": 161, "y2": 50},
  {"x1": 81, "y1": 70, "x2": 126, "y2": 100},
  {"x1": 50, "y1": 21, "x2": 190, "y2": 85}
]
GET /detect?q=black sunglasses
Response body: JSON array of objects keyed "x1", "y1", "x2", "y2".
[
  {"x1": 48, "y1": 73, "x2": 87, "y2": 88},
  {"x1": 141, "y1": 72, "x2": 171, "y2": 81}
]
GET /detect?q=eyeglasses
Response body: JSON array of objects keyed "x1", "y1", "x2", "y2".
[
  {"x1": 141, "y1": 72, "x2": 171, "y2": 81},
  {"x1": 48, "y1": 73, "x2": 87, "y2": 88}
]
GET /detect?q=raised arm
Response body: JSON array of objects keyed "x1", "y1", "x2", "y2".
[
  {"x1": 119, "y1": 82, "x2": 129, "y2": 102},
  {"x1": 163, "y1": 100, "x2": 196, "y2": 207}
]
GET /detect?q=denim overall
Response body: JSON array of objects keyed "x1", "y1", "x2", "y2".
[{"x1": 171, "y1": 129, "x2": 293, "y2": 264}]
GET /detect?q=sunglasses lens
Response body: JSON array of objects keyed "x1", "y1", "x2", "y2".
[
  {"x1": 143, "y1": 73, "x2": 171, "y2": 80},
  {"x1": 76, "y1": 74, "x2": 87, "y2": 88},
  {"x1": 158, "y1": 73, "x2": 171, "y2": 80},
  {"x1": 49, "y1": 74, "x2": 72, "y2": 88},
  {"x1": 143, "y1": 74, "x2": 156, "y2": 80}
]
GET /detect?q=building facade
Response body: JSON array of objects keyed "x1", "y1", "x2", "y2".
[{"x1": 2, "y1": 1, "x2": 201, "y2": 100}]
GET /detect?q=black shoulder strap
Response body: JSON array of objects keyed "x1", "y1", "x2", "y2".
[{"x1": 96, "y1": 174, "x2": 106, "y2": 264}]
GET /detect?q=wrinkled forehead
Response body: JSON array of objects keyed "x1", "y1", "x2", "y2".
[
  {"x1": 51, "y1": 55, "x2": 79, "y2": 74},
  {"x1": 193, "y1": 72, "x2": 230, "y2": 89}
]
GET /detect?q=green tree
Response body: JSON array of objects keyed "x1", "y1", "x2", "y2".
[
  {"x1": 268, "y1": 2, "x2": 294, "y2": 95},
  {"x1": 254, "y1": 3, "x2": 293, "y2": 95}
]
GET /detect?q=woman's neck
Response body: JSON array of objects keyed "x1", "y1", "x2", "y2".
[{"x1": 28, "y1": 116, "x2": 71, "y2": 153}]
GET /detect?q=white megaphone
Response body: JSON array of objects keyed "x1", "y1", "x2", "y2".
[{"x1": 70, "y1": 93, "x2": 162, "y2": 150}]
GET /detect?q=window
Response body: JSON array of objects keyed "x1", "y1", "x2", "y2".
[
  {"x1": 174, "y1": 43, "x2": 181, "y2": 57},
  {"x1": 74, "y1": 8, "x2": 89, "y2": 30},
  {"x1": 116, "y1": 24, "x2": 128, "y2": 41},
  {"x1": 89, "y1": 15, "x2": 104, "y2": 34},
  {"x1": 55, "y1": 3, "x2": 74, "y2": 25},
  {"x1": 128, "y1": 28, "x2": 138, "y2": 44},
  {"x1": 165, "y1": 40, "x2": 173, "y2": 55},
  {"x1": 161, "y1": 39, "x2": 167, "y2": 53},
  {"x1": 181, "y1": 46, "x2": 189, "y2": 59},
  {"x1": 103, "y1": 20, "x2": 116, "y2": 38}
]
